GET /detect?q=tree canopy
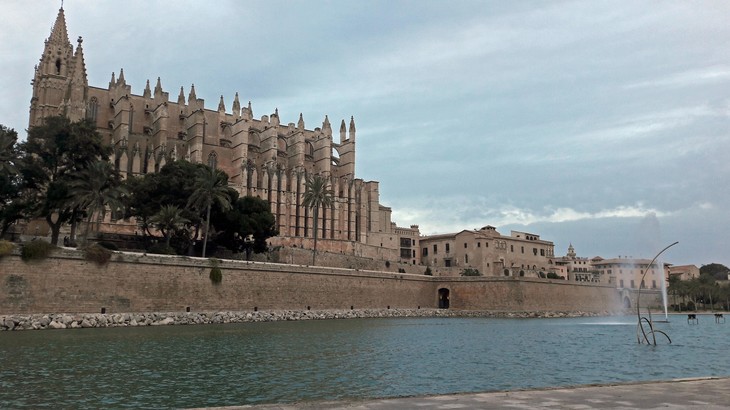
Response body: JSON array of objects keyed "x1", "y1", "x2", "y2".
[
  {"x1": 700, "y1": 263, "x2": 730, "y2": 281},
  {"x1": 211, "y1": 194, "x2": 278, "y2": 254},
  {"x1": 2, "y1": 118, "x2": 280, "y2": 258},
  {"x1": 18, "y1": 116, "x2": 109, "y2": 244}
]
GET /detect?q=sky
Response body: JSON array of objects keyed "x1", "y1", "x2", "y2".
[{"x1": 1, "y1": 1, "x2": 729, "y2": 268}]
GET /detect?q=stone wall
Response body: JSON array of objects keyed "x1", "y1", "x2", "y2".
[{"x1": 0, "y1": 248, "x2": 652, "y2": 315}]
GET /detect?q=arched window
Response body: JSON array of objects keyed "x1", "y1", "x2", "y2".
[
  {"x1": 86, "y1": 97, "x2": 98, "y2": 122},
  {"x1": 55, "y1": 58, "x2": 61, "y2": 74},
  {"x1": 208, "y1": 151, "x2": 218, "y2": 170}
]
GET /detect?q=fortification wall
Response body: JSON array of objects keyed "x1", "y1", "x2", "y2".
[
  {"x1": 441, "y1": 278, "x2": 623, "y2": 311},
  {"x1": 0, "y1": 249, "x2": 643, "y2": 315}
]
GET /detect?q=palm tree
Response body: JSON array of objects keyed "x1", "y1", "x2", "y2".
[
  {"x1": 68, "y1": 160, "x2": 127, "y2": 243},
  {"x1": 302, "y1": 174, "x2": 334, "y2": 266},
  {"x1": 187, "y1": 167, "x2": 232, "y2": 258},
  {"x1": 149, "y1": 205, "x2": 190, "y2": 248}
]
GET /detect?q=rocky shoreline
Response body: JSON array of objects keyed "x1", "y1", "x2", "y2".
[{"x1": 0, "y1": 308, "x2": 617, "y2": 331}]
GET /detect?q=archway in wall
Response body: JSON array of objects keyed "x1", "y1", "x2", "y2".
[
  {"x1": 623, "y1": 296, "x2": 632, "y2": 309},
  {"x1": 438, "y1": 288, "x2": 450, "y2": 309}
]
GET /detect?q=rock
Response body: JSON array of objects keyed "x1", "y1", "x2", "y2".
[
  {"x1": 48, "y1": 321, "x2": 66, "y2": 329},
  {"x1": 80, "y1": 319, "x2": 94, "y2": 328}
]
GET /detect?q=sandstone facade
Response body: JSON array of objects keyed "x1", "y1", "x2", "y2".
[
  {"x1": 28, "y1": 7, "x2": 418, "y2": 263},
  {"x1": 0, "y1": 248, "x2": 654, "y2": 317}
]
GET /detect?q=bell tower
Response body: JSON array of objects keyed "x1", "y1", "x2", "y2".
[{"x1": 30, "y1": 7, "x2": 88, "y2": 127}]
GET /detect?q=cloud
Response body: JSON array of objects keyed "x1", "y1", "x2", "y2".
[
  {"x1": 624, "y1": 66, "x2": 730, "y2": 89},
  {"x1": 392, "y1": 199, "x2": 677, "y2": 236}
]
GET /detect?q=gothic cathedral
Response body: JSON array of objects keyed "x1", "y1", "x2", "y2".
[{"x1": 30, "y1": 7, "x2": 420, "y2": 261}]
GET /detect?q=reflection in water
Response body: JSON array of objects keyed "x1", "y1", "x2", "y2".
[{"x1": 0, "y1": 315, "x2": 728, "y2": 409}]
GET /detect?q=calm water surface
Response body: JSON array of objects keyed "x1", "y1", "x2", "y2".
[{"x1": 1, "y1": 315, "x2": 728, "y2": 408}]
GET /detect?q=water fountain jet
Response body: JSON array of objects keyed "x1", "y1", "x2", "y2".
[{"x1": 636, "y1": 241, "x2": 678, "y2": 345}]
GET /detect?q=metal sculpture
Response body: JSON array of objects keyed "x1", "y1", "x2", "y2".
[{"x1": 636, "y1": 241, "x2": 678, "y2": 345}]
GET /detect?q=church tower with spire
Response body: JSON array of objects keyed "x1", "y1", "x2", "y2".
[{"x1": 30, "y1": 6, "x2": 88, "y2": 127}]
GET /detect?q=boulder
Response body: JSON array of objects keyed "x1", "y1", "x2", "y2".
[{"x1": 48, "y1": 321, "x2": 66, "y2": 329}]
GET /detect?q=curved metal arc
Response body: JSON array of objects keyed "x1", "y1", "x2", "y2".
[
  {"x1": 651, "y1": 329, "x2": 672, "y2": 344},
  {"x1": 635, "y1": 241, "x2": 678, "y2": 346},
  {"x1": 636, "y1": 241, "x2": 679, "y2": 320}
]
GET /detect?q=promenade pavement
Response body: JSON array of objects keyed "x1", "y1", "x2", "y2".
[{"x1": 201, "y1": 377, "x2": 730, "y2": 410}]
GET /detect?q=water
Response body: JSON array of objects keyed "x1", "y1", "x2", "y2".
[{"x1": 1, "y1": 315, "x2": 728, "y2": 409}]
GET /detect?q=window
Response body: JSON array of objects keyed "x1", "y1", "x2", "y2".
[
  {"x1": 521, "y1": 246, "x2": 524, "y2": 254},
  {"x1": 464, "y1": 243, "x2": 467, "y2": 248},
  {"x1": 652, "y1": 280, "x2": 657, "y2": 289},
  {"x1": 400, "y1": 237, "x2": 411, "y2": 248},
  {"x1": 445, "y1": 259, "x2": 451, "y2": 267},
  {"x1": 86, "y1": 97, "x2": 98, "y2": 122},
  {"x1": 465, "y1": 254, "x2": 469, "y2": 264},
  {"x1": 630, "y1": 280, "x2": 635, "y2": 288},
  {"x1": 510, "y1": 245, "x2": 514, "y2": 252},
  {"x1": 433, "y1": 244, "x2": 438, "y2": 254},
  {"x1": 540, "y1": 249, "x2": 545, "y2": 256},
  {"x1": 620, "y1": 279, "x2": 624, "y2": 287},
  {"x1": 208, "y1": 151, "x2": 218, "y2": 170},
  {"x1": 400, "y1": 248, "x2": 411, "y2": 259},
  {"x1": 445, "y1": 243, "x2": 450, "y2": 253},
  {"x1": 533, "y1": 248, "x2": 538, "y2": 255},
  {"x1": 422, "y1": 248, "x2": 428, "y2": 256}
]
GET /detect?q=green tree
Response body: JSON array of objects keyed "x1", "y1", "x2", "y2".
[
  {"x1": 20, "y1": 116, "x2": 109, "y2": 244},
  {"x1": 461, "y1": 268, "x2": 481, "y2": 276},
  {"x1": 68, "y1": 160, "x2": 127, "y2": 243},
  {"x1": 125, "y1": 161, "x2": 205, "y2": 239},
  {"x1": 149, "y1": 204, "x2": 190, "y2": 247},
  {"x1": 187, "y1": 167, "x2": 232, "y2": 258},
  {"x1": 0, "y1": 124, "x2": 19, "y2": 175},
  {"x1": 700, "y1": 263, "x2": 730, "y2": 281},
  {"x1": 212, "y1": 194, "x2": 278, "y2": 254},
  {"x1": 0, "y1": 125, "x2": 26, "y2": 235},
  {"x1": 301, "y1": 174, "x2": 333, "y2": 266}
]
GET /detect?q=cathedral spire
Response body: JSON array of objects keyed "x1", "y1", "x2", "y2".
[
  {"x1": 297, "y1": 113, "x2": 305, "y2": 129},
  {"x1": 232, "y1": 92, "x2": 241, "y2": 114},
  {"x1": 218, "y1": 95, "x2": 226, "y2": 112},
  {"x1": 143, "y1": 79, "x2": 152, "y2": 98},
  {"x1": 339, "y1": 119, "x2": 347, "y2": 141},
  {"x1": 349, "y1": 116, "x2": 356, "y2": 141},
  {"x1": 30, "y1": 6, "x2": 76, "y2": 126},
  {"x1": 70, "y1": 36, "x2": 87, "y2": 85},
  {"x1": 154, "y1": 77, "x2": 163, "y2": 98},
  {"x1": 48, "y1": 7, "x2": 71, "y2": 47},
  {"x1": 66, "y1": 35, "x2": 88, "y2": 113},
  {"x1": 177, "y1": 86, "x2": 185, "y2": 105},
  {"x1": 118, "y1": 68, "x2": 126, "y2": 86},
  {"x1": 188, "y1": 84, "x2": 197, "y2": 104}
]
